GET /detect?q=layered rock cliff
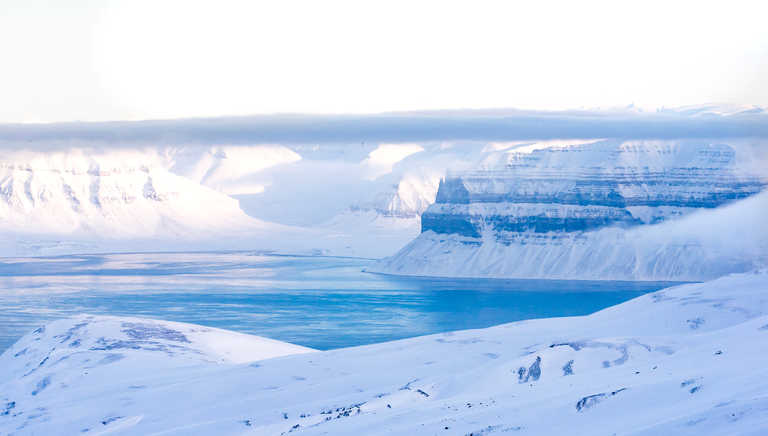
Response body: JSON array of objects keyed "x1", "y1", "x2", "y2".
[{"x1": 370, "y1": 140, "x2": 768, "y2": 281}]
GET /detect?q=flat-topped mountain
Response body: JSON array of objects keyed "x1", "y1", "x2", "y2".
[{"x1": 372, "y1": 140, "x2": 768, "y2": 281}]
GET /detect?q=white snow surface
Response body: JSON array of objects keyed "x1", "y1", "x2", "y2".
[{"x1": 2, "y1": 271, "x2": 768, "y2": 435}]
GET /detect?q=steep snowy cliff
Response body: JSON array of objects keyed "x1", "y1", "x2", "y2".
[{"x1": 371, "y1": 140, "x2": 768, "y2": 280}]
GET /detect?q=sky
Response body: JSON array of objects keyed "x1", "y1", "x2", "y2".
[{"x1": 1, "y1": 0, "x2": 767, "y2": 123}]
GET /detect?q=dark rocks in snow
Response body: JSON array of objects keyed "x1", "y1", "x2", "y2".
[
  {"x1": 549, "y1": 342, "x2": 585, "y2": 351},
  {"x1": 54, "y1": 321, "x2": 89, "y2": 344},
  {"x1": 562, "y1": 360, "x2": 574, "y2": 376},
  {"x1": 681, "y1": 378, "x2": 702, "y2": 394},
  {"x1": 552, "y1": 340, "x2": 638, "y2": 368},
  {"x1": 89, "y1": 338, "x2": 142, "y2": 351},
  {"x1": 31, "y1": 376, "x2": 51, "y2": 396},
  {"x1": 1, "y1": 401, "x2": 15, "y2": 416},
  {"x1": 528, "y1": 356, "x2": 541, "y2": 381},
  {"x1": 101, "y1": 416, "x2": 123, "y2": 425},
  {"x1": 466, "y1": 424, "x2": 523, "y2": 435},
  {"x1": 121, "y1": 322, "x2": 190, "y2": 343},
  {"x1": 518, "y1": 356, "x2": 542, "y2": 383},
  {"x1": 686, "y1": 318, "x2": 705, "y2": 329},
  {"x1": 399, "y1": 379, "x2": 418, "y2": 391},
  {"x1": 516, "y1": 367, "x2": 526, "y2": 381},
  {"x1": 416, "y1": 389, "x2": 430, "y2": 397},
  {"x1": 575, "y1": 388, "x2": 627, "y2": 412},
  {"x1": 89, "y1": 337, "x2": 187, "y2": 356}
]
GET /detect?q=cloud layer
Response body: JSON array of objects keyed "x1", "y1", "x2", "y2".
[{"x1": 1, "y1": 107, "x2": 767, "y2": 148}]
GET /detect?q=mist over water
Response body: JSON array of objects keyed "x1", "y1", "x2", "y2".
[{"x1": 0, "y1": 252, "x2": 676, "y2": 351}]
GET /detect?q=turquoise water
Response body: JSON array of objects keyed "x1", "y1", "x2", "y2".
[{"x1": 0, "y1": 252, "x2": 676, "y2": 351}]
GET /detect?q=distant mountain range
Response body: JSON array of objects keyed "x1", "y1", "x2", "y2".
[{"x1": 1, "y1": 106, "x2": 766, "y2": 267}]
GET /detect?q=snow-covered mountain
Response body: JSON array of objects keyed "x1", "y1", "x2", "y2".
[
  {"x1": 0, "y1": 142, "x2": 485, "y2": 257},
  {"x1": 1, "y1": 132, "x2": 766, "y2": 261},
  {"x1": 2, "y1": 270, "x2": 768, "y2": 435},
  {"x1": 371, "y1": 140, "x2": 768, "y2": 280},
  {"x1": 0, "y1": 149, "x2": 337, "y2": 257},
  {"x1": 0, "y1": 149, "x2": 259, "y2": 236}
]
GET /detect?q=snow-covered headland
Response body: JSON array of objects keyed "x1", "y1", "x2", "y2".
[
  {"x1": 371, "y1": 140, "x2": 768, "y2": 281},
  {"x1": 2, "y1": 270, "x2": 768, "y2": 435}
]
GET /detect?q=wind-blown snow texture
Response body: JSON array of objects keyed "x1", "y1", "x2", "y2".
[
  {"x1": 2, "y1": 271, "x2": 768, "y2": 435},
  {"x1": 372, "y1": 140, "x2": 768, "y2": 281}
]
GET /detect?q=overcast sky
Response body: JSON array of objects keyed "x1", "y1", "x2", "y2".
[{"x1": 2, "y1": 0, "x2": 767, "y2": 123}]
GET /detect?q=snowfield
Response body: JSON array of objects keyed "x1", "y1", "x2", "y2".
[{"x1": 2, "y1": 271, "x2": 768, "y2": 435}]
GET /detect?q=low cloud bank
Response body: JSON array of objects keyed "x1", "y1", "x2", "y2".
[{"x1": 1, "y1": 106, "x2": 767, "y2": 148}]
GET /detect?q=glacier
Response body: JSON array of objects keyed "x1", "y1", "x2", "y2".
[
  {"x1": 2, "y1": 271, "x2": 768, "y2": 435},
  {"x1": 371, "y1": 140, "x2": 768, "y2": 281}
]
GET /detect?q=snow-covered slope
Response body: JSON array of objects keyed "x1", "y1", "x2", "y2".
[
  {"x1": 166, "y1": 145, "x2": 301, "y2": 196},
  {"x1": 2, "y1": 271, "x2": 768, "y2": 435},
  {"x1": 371, "y1": 140, "x2": 768, "y2": 280},
  {"x1": 0, "y1": 149, "x2": 264, "y2": 237},
  {"x1": 0, "y1": 143, "x2": 463, "y2": 257},
  {"x1": 0, "y1": 149, "x2": 341, "y2": 257}
]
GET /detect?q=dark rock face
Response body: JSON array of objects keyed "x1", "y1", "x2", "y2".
[
  {"x1": 576, "y1": 388, "x2": 627, "y2": 412},
  {"x1": 517, "y1": 356, "x2": 542, "y2": 383}
]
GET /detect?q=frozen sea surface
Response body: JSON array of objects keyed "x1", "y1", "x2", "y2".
[{"x1": 0, "y1": 252, "x2": 676, "y2": 351}]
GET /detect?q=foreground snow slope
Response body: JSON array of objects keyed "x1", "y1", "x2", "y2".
[{"x1": 2, "y1": 271, "x2": 768, "y2": 435}]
